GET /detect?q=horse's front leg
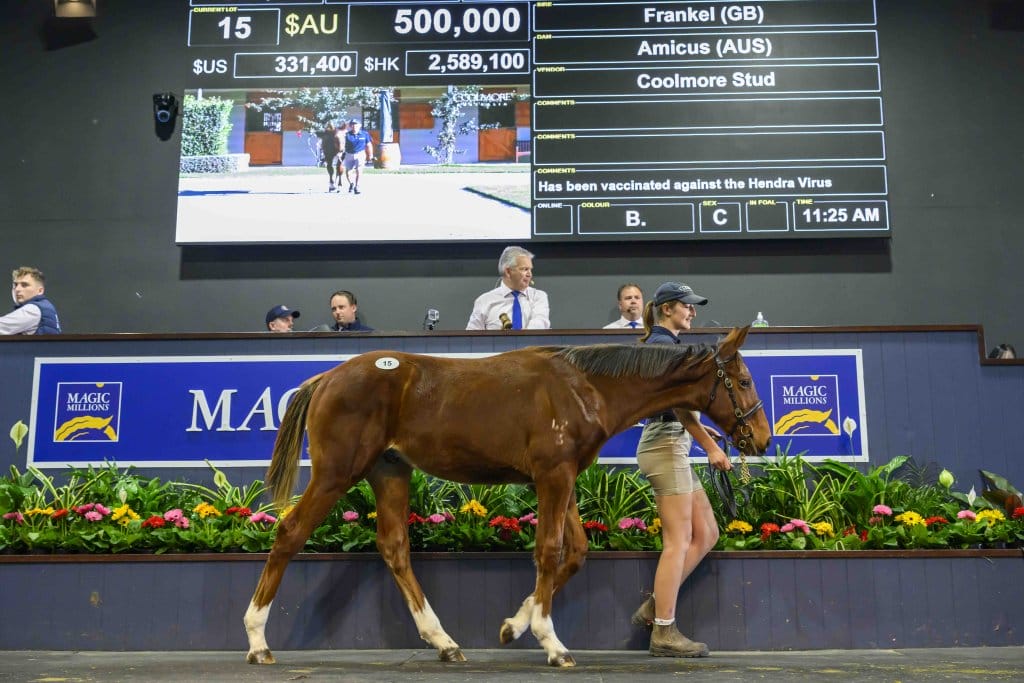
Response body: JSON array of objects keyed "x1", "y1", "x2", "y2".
[
  {"x1": 528, "y1": 464, "x2": 578, "y2": 667},
  {"x1": 368, "y1": 459, "x2": 465, "y2": 662},
  {"x1": 245, "y1": 475, "x2": 345, "y2": 664},
  {"x1": 500, "y1": 493, "x2": 588, "y2": 647}
]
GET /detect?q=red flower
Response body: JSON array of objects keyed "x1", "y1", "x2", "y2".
[
  {"x1": 407, "y1": 512, "x2": 427, "y2": 525},
  {"x1": 489, "y1": 515, "x2": 522, "y2": 541},
  {"x1": 489, "y1": 516, "x2": 522, "y2": 532},
  {"x1": 842, "y1": 525, "x2": 858, "y2": 537},
  {"x1": 225, "y1": 506, "x2": 252, "y2": 517},
  {"x1": 1012, "y1": 507, "x2": 1024, "y2": 520},
  {"x1": 760, "y1": 522, "x2": 781, "y2": 541},
  {"x1": 582, "y1": 520, "x2": 608, "y2": 533},
  {"x1": 859, "y1": 530, "x2": 868, "y2": 542},
  {"x1": 924, "y1": 516, "x2": 949, "y2": 526},
  {"x1": 142, "y1": 515, "x2": 166, "y2": 529},
  {"x1": 51, "y1": 508, "x2": 69, "y2": 520}
]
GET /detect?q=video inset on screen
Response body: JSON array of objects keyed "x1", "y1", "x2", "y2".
[{"x1": 175, "y1": 84, "x2": 531, "y2": 244}]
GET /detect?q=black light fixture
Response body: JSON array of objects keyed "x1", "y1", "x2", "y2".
[
  {"x1": 153, "y1": 93, "x2": 179, "y2": 141},
  {"x1": 54, "y1": 0, "x2": 96, "y2": 18}
]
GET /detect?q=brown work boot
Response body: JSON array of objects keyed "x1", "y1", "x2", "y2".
[
  {"x1": 649, "y1": 623, "x2": 709, "y2": 658},
  {"x1": 631, "y1": 595, "x2": 655, "y2": 627}
]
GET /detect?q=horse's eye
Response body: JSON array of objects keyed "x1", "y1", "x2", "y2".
[{"x1": 740, "y1": 379, "x2": 751, "y2": 389}]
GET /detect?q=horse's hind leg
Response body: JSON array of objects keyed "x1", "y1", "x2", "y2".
[
  {"x1": 500, "y1": 492, "x2": 588, "y2": 647},
  {"x1": 367, "y1": 457, "x2": 465, "y2": 662}
]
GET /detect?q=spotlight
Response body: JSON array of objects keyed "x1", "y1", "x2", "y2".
[
  {"x1": 153, "y1": 93, "x2": 179, "y2": 141},
  {"x1": 54, "y1": 0, "x2": 96, "y2": 18}
]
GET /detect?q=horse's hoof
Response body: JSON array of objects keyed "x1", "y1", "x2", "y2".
[
  {"x1": 499, "y1": 620, "x2": 516, "y2": 645},
  {"x1": 246, "y1": 648, "x2": 275, "y2": 665},
  {"x1": 548, "y1": 652, "x2": 576, "y2": 667},
  {"x1": 439, "y1": 647, "x2": 466, "y2": 662}
]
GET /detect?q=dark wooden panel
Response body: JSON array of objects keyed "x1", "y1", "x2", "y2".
[
  {"x1": 3, "y1": 555, "x2": 1024, "y2": 651},
  {"x1": 740, "y1": 559, "x2": 771, "y2": 650},
  {"x1": 870, "y1": 559, "x2": 904, "y2": 647},
  {"x1": 793, "y1": 559, "x2": 826, "y2": 649},
  {"x1": 820, "y1": 558, "x2": 852, "y2": 649}
]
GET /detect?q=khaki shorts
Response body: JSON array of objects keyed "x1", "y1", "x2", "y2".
[
  {"x1": 343, "y1": 153, "x2": 367, "y2": 170},
  {"x1": 635, "y1": 421, "x2": 700, "y2": 496}
]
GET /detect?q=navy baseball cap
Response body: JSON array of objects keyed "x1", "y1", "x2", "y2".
[
  {"x1": 653, "y1": 282, "x2": 708, "y2": 307},
  {"x1": 265, "y1": 305, "x2": 300, "y2": 325}
]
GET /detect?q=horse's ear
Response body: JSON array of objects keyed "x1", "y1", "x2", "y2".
[{"x1": 719, "y1": 325, "x2": 751, "y2": 353}]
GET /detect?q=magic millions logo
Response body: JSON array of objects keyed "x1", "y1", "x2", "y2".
[
  {"x1": 770, "y1": 375, "x2": 840, "y2": 436},
  {"x1": 52, "y1": 382, "x2": 122, "y2": 443}
]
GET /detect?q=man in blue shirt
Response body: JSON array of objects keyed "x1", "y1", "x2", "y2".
[{"x1": 342, "y1": 118, "x2": 373, "y2": 195}]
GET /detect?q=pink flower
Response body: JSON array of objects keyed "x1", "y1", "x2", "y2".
[
  {"x1": 94, "y1": 504, "x2": 111, "y2": 516},
  {"x1": 342, "y1": 510, "x2": 360, "y2": 522},
  {"x1": 780, "y1": 522, "x2": 794, "y2": 533},
  {"x1": 74, "y1": 503, "x2": 95, "y2": 514},
  {"x1": 427, "y1": 513, "x2": 446, "y2": 524},
  {"x1": 957, "y1": 510, "x2": 977, "y2": 521},
  {"x1": 163, "y1": 509, "x2": 184, "y2": 522},
  {"x1": 443, "y1": 511, "x2": 454, "y2": 521},
  {"x1": 868, "y1": 515, "x2": 883, "y2": 525},
  {"x1": 519, "y1": 512, "x2": 538, "y2": 526},
  {"x1": 175, "y1": 516, "x2": 190, "y2": 529},
  {"x1": 872, "y1": 505, "x2": 893, "y2": 516},
  {"x1": 788, "y1": 518, "x2": 811, "y2": 534},
  {"x1": 618, "y1": 517, "x2": 647, "y2": 531},
  {"x1": 249, "y1": 512, "x2": 277, "y2": 524},
  {"x1": 3, "y1": 511, "x2": 24, "y2": 524},
  {"x1": 84, "y1": 511, "x2": 103, "y2": 522}
]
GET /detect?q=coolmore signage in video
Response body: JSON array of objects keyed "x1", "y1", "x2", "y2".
[{"x1": 28, "y1": 351, "x2": 867, "y2": 468}]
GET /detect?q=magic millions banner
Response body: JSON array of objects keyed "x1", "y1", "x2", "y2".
[{"x1": 28, "y1": 351, "x2": 867, "y2": 468}]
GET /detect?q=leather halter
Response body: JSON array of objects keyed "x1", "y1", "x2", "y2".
[{"x1": 704, "y1": 350, "x2": 763, "y2": 455}]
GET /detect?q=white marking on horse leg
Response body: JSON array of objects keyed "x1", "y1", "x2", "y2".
[
  {"x1": 500, "y1": 594, "x2": 534, "y2": 643},
  {"x1": 411, "y1": 598, "x2": 465, "y2": 661},
  {"x1": 244, "y1": 600, "x2": 275, "y2": 664},
  {"x1": 531, "y1": 601, "x2": 575, "y2": 667}
]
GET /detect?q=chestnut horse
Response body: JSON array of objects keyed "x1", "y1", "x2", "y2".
[{"x1": 244, "y1": 326, "x2": 770, "y2": 666}]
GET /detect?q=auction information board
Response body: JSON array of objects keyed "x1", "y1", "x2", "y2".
[{"x1": 184, "y1": 0, "x2": 889, "y2": 241}]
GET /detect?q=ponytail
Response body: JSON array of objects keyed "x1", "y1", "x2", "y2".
[{"x1": 638, "y1": 300, "x2": 656, "y2": 343}]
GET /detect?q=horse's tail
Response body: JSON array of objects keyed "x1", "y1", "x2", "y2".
[{"x1": 266, "y1": 372, "x2": 325, "y2": 510}]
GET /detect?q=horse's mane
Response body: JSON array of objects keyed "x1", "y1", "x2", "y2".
[{"x1": 543, "y1": 343, "x2": 716, "y2": 379}]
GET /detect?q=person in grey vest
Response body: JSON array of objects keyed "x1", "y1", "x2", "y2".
[{"x1": 1, "y1": 266, "x2": 61, "y2": 335}]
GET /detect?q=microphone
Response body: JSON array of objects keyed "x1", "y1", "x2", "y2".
[
  {"x1": 498, "y1": 312, "x2": 513, "y2": 330},
  {"x1": 423, "y1": 308, "x2": 440, "y2": 331}
]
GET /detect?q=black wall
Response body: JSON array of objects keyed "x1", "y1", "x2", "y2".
[{"x1": 1, "y1": 1, "x2": 1020, "y2": 343}]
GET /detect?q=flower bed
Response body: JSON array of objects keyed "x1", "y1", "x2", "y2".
[{"x1": 2, "y1": 451, "x2": 1022, "y2": 554}]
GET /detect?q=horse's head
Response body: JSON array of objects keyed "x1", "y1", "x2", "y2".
[{"x1": 701, "y1": 326, "x2": 771, "y2": 457}]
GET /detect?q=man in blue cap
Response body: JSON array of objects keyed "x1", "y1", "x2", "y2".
[{"x1": 265, "y1": 305, "x2": 300, "y2": 333}]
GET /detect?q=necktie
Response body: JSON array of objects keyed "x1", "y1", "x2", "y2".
[
  {"x1": 628, "y1": 321, "x2": 639, "y2": 328},
  {"x1": 511, "y1": 291, "x2": 523, "y2": 330}
]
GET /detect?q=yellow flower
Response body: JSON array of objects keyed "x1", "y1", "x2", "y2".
[
  {"x1": 367, "y1": 510, "x2": 377, "y2": 520},
  {"x1": 24, "y1": 507, "x2": 56, "y2": 517},
  {"x1": 976, "y1": 509, "x2": 1005, "y2": 524},
  {"x1": 280, "y1": 504, "x2": 296, "y2": 520},
  {"x1": 894, "y1": 511, "x2": 925, "y2": 527},
  {"x1": 192, "y1": 502, "x2": 222, "y2": 519},
  {"x1": 111, "y1": 504, "x2": 140, "y2": 526},
  {"x1": 725, "y1": 520, "x2": 753, "y2": 534},
  {"x1": 647, "y1": 517, "x2": 662, "y2": 535},
  {"x1": 459, "y1": 499, "x2": 488, "y2": 518},
  {"x1": 811, "y1": 521, "x2": 834, "y2": 538}
]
